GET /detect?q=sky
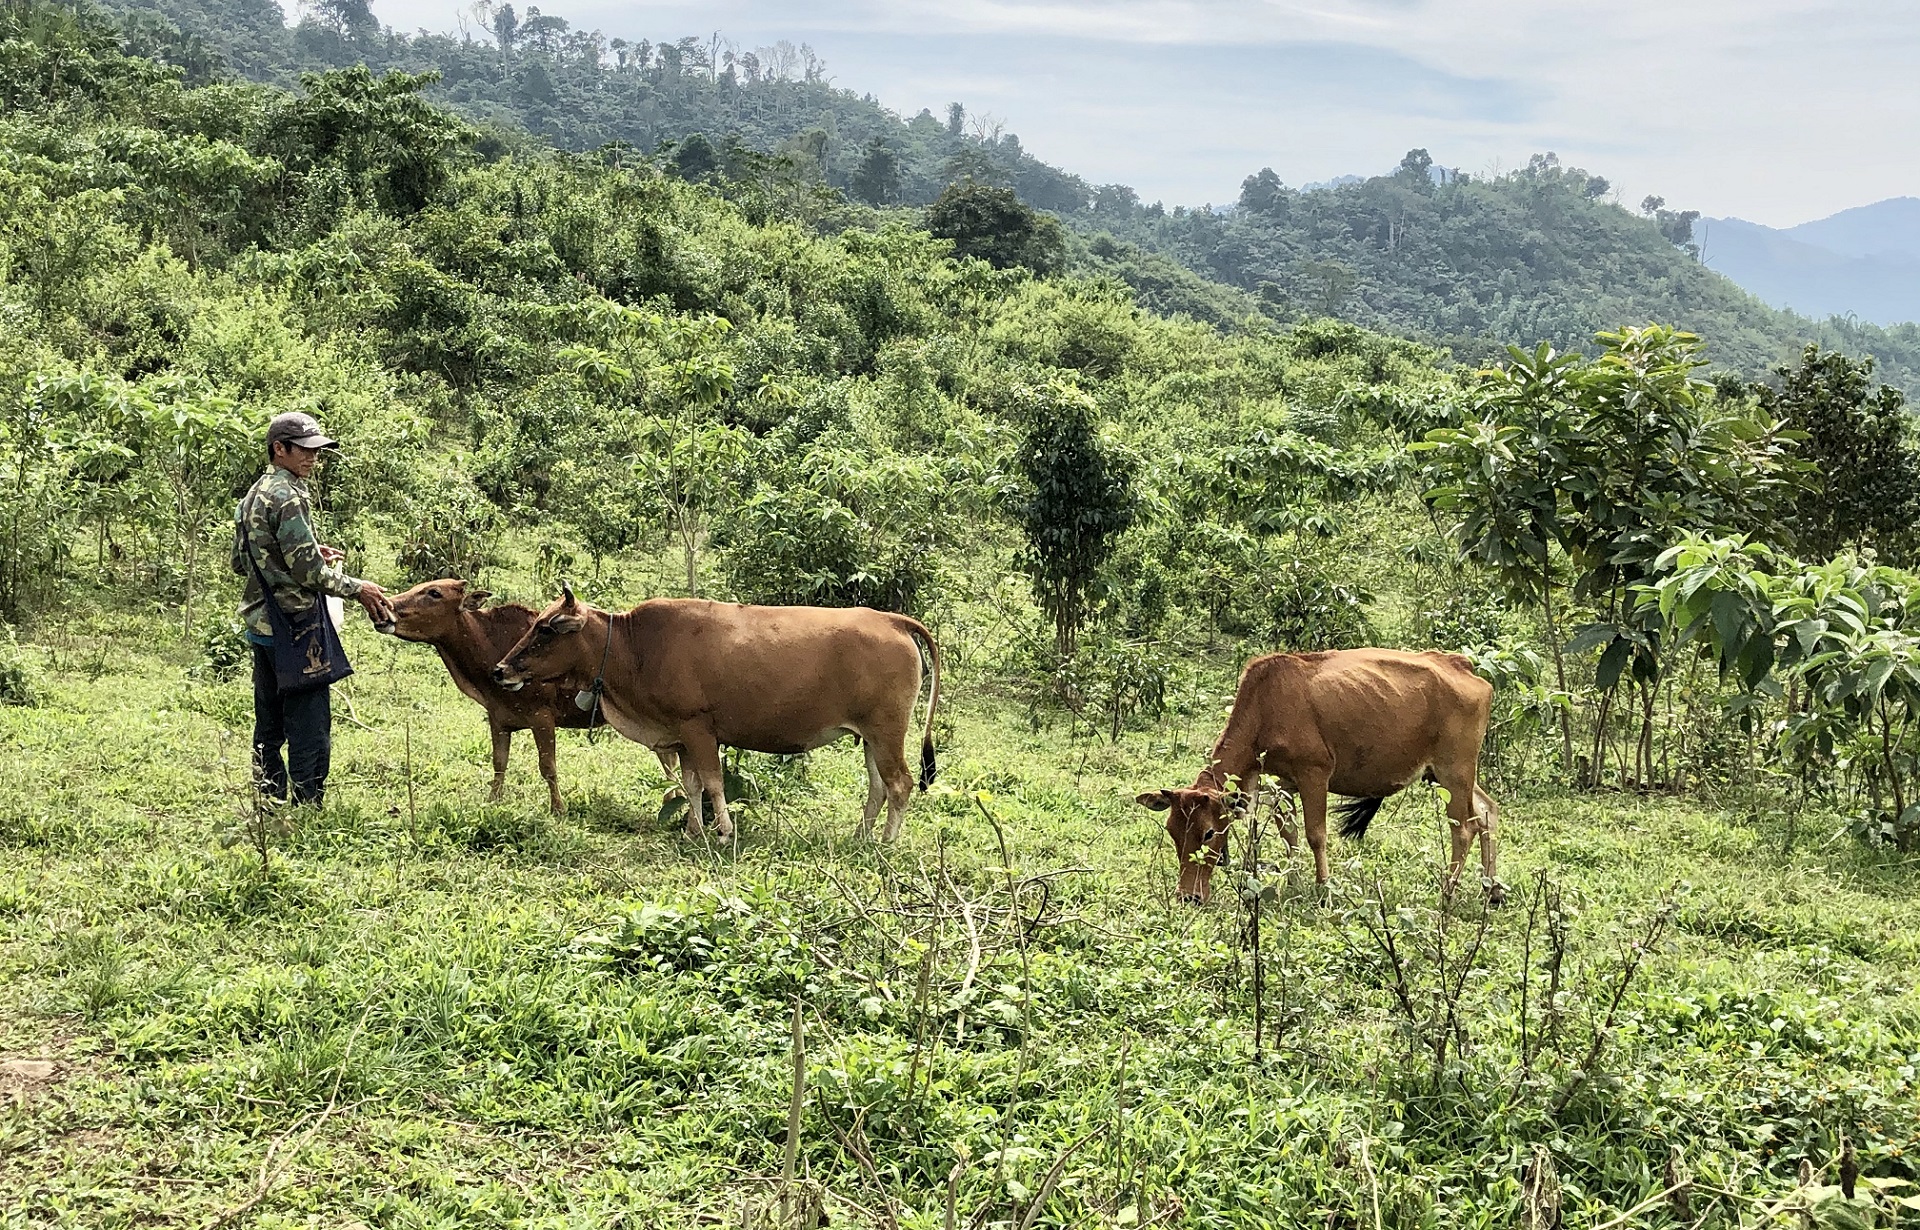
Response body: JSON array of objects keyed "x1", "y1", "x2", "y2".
[{"x1": 360, "y1": 0, "x2": 1920, "y2": 229}]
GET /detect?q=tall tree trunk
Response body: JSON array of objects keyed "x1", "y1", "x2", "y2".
[
  {"x1": 1540, "y1": 569, "x2": 1574, "y2": 774},
  {"x1": 179, "y1": 489, "x2": 196, "y2": 639},
  {"x1": 1587, "y1": 684, "x2": 1617, "y2": 790},
  {"x1": 676, "y1": 507, "x2": 700, "y2": 597},
  {"x1": 1881, "y1": 699, "x2": 1910, "y2": 852},
  {"x1": 1638, "y1": 680, "x2": 1657, "y2": 789}
]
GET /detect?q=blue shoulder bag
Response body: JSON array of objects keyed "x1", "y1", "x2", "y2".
[{"x1": 236, "y1": 521, "x2": 354, "y2": 693}]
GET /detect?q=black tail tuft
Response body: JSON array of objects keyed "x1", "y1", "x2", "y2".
[
  {"x1": 1335, "y1": 796, "x2": 1385, "y2": 840},
  {"x1": 919, "y1": 737, "x2": 937, "y2": 791}
]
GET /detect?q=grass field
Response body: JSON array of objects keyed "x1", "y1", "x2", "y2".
[{"x1": 3, "y1": 602, "x2": 1919, "y2": 1229}]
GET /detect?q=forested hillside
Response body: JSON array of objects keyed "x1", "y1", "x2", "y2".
[
  {"x1": 0, "y1": 0, "x2": 1448, "y2": 653},
  {"x1": 1093, "y1": 152, "x2": 1920, "y2": 383},
  {"x1": 94, "y1": 0, "x2": 1920, "y2": 392}
]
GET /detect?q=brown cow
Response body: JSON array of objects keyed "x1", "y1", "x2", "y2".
[
  {"x1": 492, "y1": 584, "x2": 940, "y2": 841},
  {"x1": 1136, "y1": 648, "x2": 1501, "y2": 905},
  {"x1": 379, "y1": 579, "x2": 678, "y2": 813}
]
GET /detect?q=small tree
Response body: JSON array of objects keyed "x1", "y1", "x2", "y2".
[
  {"x1": 144, "y1": 379, "x2": 250, "y2": 637},
  {"x1": 1008, "y1": 381, "x2": 1137, "y2": 661},
  {"x1": 1748, "y1": 344, "x2": 1920, "y2": 565},
  {"x1": 925, "y1": 182, "x2": 1064, "y2": 275},
  {"x1": 849, "y1": 136, "x2": 901, "y2": 206},
  {"x1": 1418, "y1": 327, "x2": 1807, "y2": 786},
  {"x1": 638, "y1": 316, "x2": 742, "y2": 596}
]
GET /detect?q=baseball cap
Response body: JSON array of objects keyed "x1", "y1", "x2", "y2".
[{"x1": 266, "y1": 411, "x2": 339, "y2": 451}]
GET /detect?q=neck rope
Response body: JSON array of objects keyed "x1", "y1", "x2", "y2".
[{"x1": 576, "y1": 613, "x2": 616, "y2": 744}]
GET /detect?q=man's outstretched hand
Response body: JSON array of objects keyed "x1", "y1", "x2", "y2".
[{"x1": 357, "y1": 582, "x2": 392, "y2": 625}]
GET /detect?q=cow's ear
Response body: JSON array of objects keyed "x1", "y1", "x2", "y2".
[
  {"x1": 549, "y1": 613, "x2": 587, "y2": 634},
  {"x1": 1135, "y1": 790, "x2": 1174, "y2": 811},
  {"x1": 461, "y1": 589, "x2": 491, "y2": 611},
  {"x1": 1227, "y1": 792, "x2": 1250, "y2": 817}
]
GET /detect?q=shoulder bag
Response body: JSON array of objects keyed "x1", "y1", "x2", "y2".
[{"x1": 236, "y1": 522, "x2": 354, "y2": 693}]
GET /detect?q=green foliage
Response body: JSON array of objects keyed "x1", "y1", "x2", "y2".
[
  {"x1": 1646, "y1": 536, "x2": 1920, "y2": 849},
  {"x1": 1099, "y1": 151, "x2": 1920, "y2": 395},
  {"x1": 925, "y1": 181, "x2": 1065, "y2": 275},
  {"x1": 715, "y1": 445, "x2": 965, "y2": 613},
  {"x1": 190, "y1": 614, "x2": 249, "y2": 679},
  {"x1": 574, "y1": 885, "x2": 810, "y2": 999},
  {"x1": 1007, "y1": 380, "x2": 1138, "y2": 658},
  {"x1": 392, "y1": 476, "x2": 500, "y2": 583},
  {"x1": 1743, "y1": 345, "x2": 1920, "y2": 565},
  {"x1": 1418, "y1": 326, "x2": 1809, "y2": 784},
  {"x1": 848, "y1": 135, "x2": 900, "y2": 207},
  {"x1": 261, "y1": 65, "x2": 475, "y2": 220},
  {"x1": 4, "y1": 7, "x2": 1920, "y2": 1226},
  {"x1": 0, "y1": 624, "x2": 41, "y2": 705}
]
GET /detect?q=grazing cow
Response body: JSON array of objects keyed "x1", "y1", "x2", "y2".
[
  {"x1": 379, "y1": 579, "x2": 678, "y2": 813},
  {"x1": 493, "y1": 584, "x2": 941, "y2": 841},
  {"x1": 1136, "y1": 648, "x2": 1500, "y2": 905}
]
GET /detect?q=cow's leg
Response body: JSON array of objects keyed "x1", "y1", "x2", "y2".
[
  {"x1": 681, "y1": 732, "x2": 733, "y2": 840},
  {"x1": 1299, "y1": 774, "x2": 1333, "y2": 897},
  {"x1": 856, "y1": 740, "x2": 886, "y2": 839},
  {"x1": 532, "y1": 715, "x2": 563, "y2": 815},
  {"x1": 1436, "y1": 769, "x2": 1487, "y2": 900},
  {"x1": 877, "y1": 737, "x2": 914, "y2": 843},
  {"x1": 1474, "y1": 784, "x2": 1503, "y2": 904},
  {"x1": 679, "y1": 757, "x2": 706, "y2": 838},
  {"x1": 488, "y1": 717, "x2": 511, "y2": 802}
]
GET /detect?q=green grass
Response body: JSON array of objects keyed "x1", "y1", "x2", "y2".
[{"x1": 2, "y1": 608, "x2": 1918, "y2": 1229}]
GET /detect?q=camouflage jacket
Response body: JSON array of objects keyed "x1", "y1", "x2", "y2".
[{"x1": 230, "y1": 468, "x2": 366, "y2": 639}]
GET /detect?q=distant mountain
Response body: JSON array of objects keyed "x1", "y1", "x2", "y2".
[
  {"x1": 1081, "y1": 157, "x2": 1920, "y2": 393},
  {"x1": 1781, "y1": 197, "x2": 1920, "y2": 260},
  {"x1": 1700, "y1": 199, "x2": 1920, "y2": 326}
]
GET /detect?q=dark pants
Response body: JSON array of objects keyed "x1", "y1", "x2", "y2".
[{"x1": 251, "y1": 642, "x2": 333, "y2": 807}]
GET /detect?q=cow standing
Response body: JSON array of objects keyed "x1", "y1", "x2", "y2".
[
  {"x1": 1137, "y1": 648, "x2": 1501, "y2": 904},
  {"x1": 380, "y1": 579, "x2": 678, "y2": 813},
  {"x1": 493, "y1": 585, "x2": 940, "y2": 841}
]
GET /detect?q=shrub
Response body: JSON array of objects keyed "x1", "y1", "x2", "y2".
[
  {"x1": 0, "y1": 625, "x2": 40, "y2": 706},
  {"x1": 192, "y1": 617, "x2": 251, "y2": 681}
]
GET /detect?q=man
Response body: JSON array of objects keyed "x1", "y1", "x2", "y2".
[{"x1": 231, "y1": 411, "x2": 390, "y2": 807}]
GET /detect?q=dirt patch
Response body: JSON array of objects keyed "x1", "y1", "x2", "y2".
[{"x1": 0, "y1": 1056, "x2": 61, "y2": 1102}]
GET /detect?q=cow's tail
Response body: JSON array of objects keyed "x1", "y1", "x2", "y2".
[
  {"x1": 1335, "y1": 795, "x2": 1385, "y2": 840},
  {"x1": 893, "y1": 615, "x2": 941, "y2": 790}
]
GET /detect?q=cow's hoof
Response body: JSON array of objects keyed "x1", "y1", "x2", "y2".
[{"x1": 1486, "y1": 879, "x2": 1509, "y2": 907}]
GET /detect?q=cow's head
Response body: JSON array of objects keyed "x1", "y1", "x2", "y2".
[
  {"x1": 493, "y1": 582, "x2": 592, "y2": 692},
  {"x1": 382, "y1": 579, "x2": 488, "y2": 643},
  {"x1": 1135, "y1": 787, "x2": 1241, "y2": 904}
]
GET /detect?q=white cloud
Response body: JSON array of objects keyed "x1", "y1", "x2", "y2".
[{"x1": 367, "y1": 0, "x2": 1920, "y2": 226}]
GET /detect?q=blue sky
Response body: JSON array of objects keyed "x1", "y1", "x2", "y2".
[{"x1": 363, "y1": 0, "x2": 1920, "y2": 228}]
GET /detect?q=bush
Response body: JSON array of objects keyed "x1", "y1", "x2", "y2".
[
  {"x1": 192, "y1": 617, "x2": 250, "y2": 681},
  {"x1": 715, "y1": 446, "x2": 956, "y2": 614},
  {"x1": 392, "y1": 479, "x2": 500, "y2": 584},
  {"x1": 572, "y1": 886, "x2": 811, "y2": 1002},
  {"x1": 0, "y1": 625, "x2": 40, "y2": 706}
]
